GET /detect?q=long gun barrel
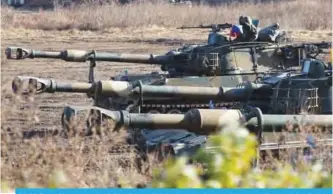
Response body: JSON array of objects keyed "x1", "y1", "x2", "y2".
[
  {"x1": 12, "y1": 76, "x2": 93, "y2": 95},
  {"x1": 13, "y1": 76, "x2": 270, "y2": 102},
  {"x1": 6, "y1": 42, "x2": 331, "y2": 62},
  {"x1": 5, "y1": 47, "x2": 174, "y2": 64},
  {"x1": 63, "y1": 106, "x2": 332, "y2": 135},
  {"x1": 177, "y1": 23, "x2": 232, "y2": 30},
  {"x1": 94, "y1": 80, "x2": 269, "y2": 101}
]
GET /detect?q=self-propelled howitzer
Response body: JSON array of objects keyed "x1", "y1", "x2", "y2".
[
  {"x1": 61, "y1": 106, "x2": 332, "y2": 159},
  {"x1": 73, "y1": 107, "x2": 333, "y2": 158},
  {"x1": 6, "y1": 42, "x2": 331, "y2": 79},
  {"x1": 12, "y1": 75, "x2": 268, "y2": 113},
  {"x1": 13, "y1": 57, "x2": 332, "y2": 115}
]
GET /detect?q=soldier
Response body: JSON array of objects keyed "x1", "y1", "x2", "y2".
[
  {"x1": 257, "y1": 23, "x2": 281, "y2": 42},
  {"x1": 230, "y1": 16, "x2": 258, "y2": 42},
  {"x1": 239, "y1": 16, "x2": 258, "y2": 41}
]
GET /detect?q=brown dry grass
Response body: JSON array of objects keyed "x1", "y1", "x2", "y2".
[
  {"x1": 1, "y1": 92, "x2": 161, "y2": 189},
  {"x1": 1, "y1": 124, "x2": 158, "y2": 188},
  {"x1": 2, "y1": 0, "x2": 332, "y2": 31}
]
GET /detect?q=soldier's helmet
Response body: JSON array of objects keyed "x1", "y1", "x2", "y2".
[{"x1": 239, "y1": 16, "x2": 253, "y2": 25}]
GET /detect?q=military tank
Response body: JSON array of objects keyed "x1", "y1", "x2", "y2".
[
  {"x1": 5, "y1": 19, "x2": 330, "y2": 78},
  {"x1": 13, "y1": 55, "x2": 332, "y2": 115},
  {"x1": 6, "y1": 41, "x2": 330, "y2": 77}
]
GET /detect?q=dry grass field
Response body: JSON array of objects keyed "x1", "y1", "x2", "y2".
[
  {"x1": 1, "y1": 0, "x2": 332, "y2": 189},
  {"x1": 1, "y1": 0, "x2": 332, "y2": 30}
]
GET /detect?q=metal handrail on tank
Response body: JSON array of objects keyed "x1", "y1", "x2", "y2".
[
  {"x1": 201, "y1": 138, "x2": 333, "y2": 151},
  {"x1": 270, "y1": 87, "x2": 320, "y2": 114}
]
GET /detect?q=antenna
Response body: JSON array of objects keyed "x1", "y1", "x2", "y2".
[{"x1": 250, "y1": 47, "x2": 258, "y2": 74}]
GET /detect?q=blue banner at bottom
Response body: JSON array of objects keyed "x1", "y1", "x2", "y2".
[{"x1": 15, "y1": 188, "x2": 333, "y2": 194}]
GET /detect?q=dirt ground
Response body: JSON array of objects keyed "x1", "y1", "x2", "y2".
[{"x1": 1, "y1": 28, "x2": 332, "y2": 188}]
